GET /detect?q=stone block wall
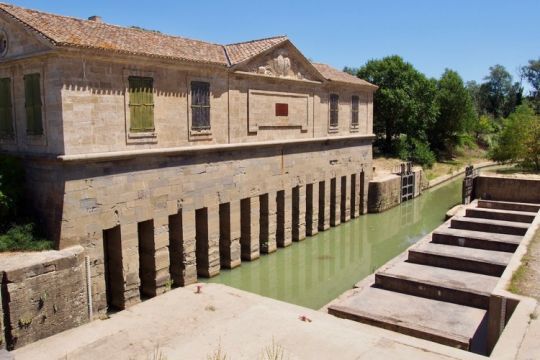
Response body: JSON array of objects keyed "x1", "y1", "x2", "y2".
[
  {"x1": 474, "y1": 175, "x2": 540, "y2": 203},
  {"x1": 367, "y1": 174, "x2": 401, "y2": 213},
  {"x1": 0, "y1": 246, "x2": 88, "y2": 350}
]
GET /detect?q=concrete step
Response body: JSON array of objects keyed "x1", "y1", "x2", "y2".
[
  {"x1": 432, "y1": 225, "x2": 521, "y2": 252},
  {"x1": 375, "y1": 262, "x2": 498, "y2": 308},
  {"x1": 328, "y1": 287, "x2": 487, "y2": 351},
  {"x1": 408, "y1": 242, "x2": 512, "y2": 276},
  {"x1": 466, "y1": 207, "x2": 536, "y2": 223},
  {"x1": 451, "y1": 216, "x2": 529, "y2": 236},
  {"x1": 477, "y1": 199, "x2": 540, "y2": 213}
]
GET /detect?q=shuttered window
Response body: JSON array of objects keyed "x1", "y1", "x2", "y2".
[
  {"x1": 0, "y1": 77, "x2": 13, "y2": 136},
  {"x1": 128, "y1": 76, "x2": 154, "y2": 132},
  {"x1": 191, "y1": 81, "x2": 210, "y2": 130},
  {"x1": 351, "y1": 95, "x2": 359, "y2": 127},
  {"x1": 330, "y1": 94, "x2": 339, "y2": 127},
  {"x1": 24, "y1": 73, "x2": 43, "y2": 135}
]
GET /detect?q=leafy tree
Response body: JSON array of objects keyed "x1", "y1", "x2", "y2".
[
  {"x1": 490, "y1": 103, "x2": 540, "y2": 171},
  {"x1": 430, "y1": 69, "x2": 477, "y2": 156},
  {"x1": 480, "y1": 65, "x2": 522, "y2": 118},
  {"x1": 521, "y1": 58, "x2": 540, "y2": 112},
  {"x1": 356, "y1": 56, "x2": 438, "y2": 153}
]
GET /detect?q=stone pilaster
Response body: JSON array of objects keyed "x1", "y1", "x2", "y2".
[
  {"x1": 342, "y1": 175, "x2": 351, "y2": 222},
  {"x1": 219, "y1": 201, "x2": 241, "y2": 268},
  {"x1": 320, "y1": 180, "x2": 331, "y2": 231},
  {"x1": 306, "y1": 183, "x2": 319, "y2": 236},
  {"x1": 120, "y1": 223, "x2": 141, "y2": 306},
  {"x1": 331, "y1": 177, "x2": 341, "y2": 227},
  {"x1": 153, "y1": 216, "x2": 171, "y2": 294},
  {"x1": 241, "y1": 197, "x2": 260, "y2": 260},
  {"x1": 180, "y1": 209, "x2": 197, "y2": 286},
  {"x1": 260, "y1": 192, "x2": 277, "y2": 253}
]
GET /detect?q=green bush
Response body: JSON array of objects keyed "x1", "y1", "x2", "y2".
[
  {"x1": 0, "y1": 223, "x2": 52, "y2": 252},
  {"x1": 397, "y1": 136, "x2": 436, "y2": 168}
]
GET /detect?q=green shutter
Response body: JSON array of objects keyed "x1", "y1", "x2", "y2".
[
  {"x1": 24, "y1": 73, "x2": 43, "y2": 135},
  {"x1": 0, "y1": 78, "x2": 13, "y2": 136},
  {"x1": 129, "y1": 76, "x2": 154, "y2": 132}
]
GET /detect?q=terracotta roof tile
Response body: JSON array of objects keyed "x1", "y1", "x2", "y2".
[
  {"x1": 312, "y1": 63, "x2": 377, "y2": 88},
  {"x1": 224, "y1": 36, "x2": 288, "y2": 65},
  {"x1": 0, "y1": 3, "x2": 228, "y2": 65}
]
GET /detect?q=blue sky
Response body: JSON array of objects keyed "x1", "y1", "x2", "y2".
[{"x1": 8, "y1": 0, "x2": 540, "y2": 92}]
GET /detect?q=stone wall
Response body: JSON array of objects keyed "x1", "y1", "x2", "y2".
[
  {"x1": 474, "y1": 175, "x2": 540, "y2": 203},
  {"x1": 367, "y1": 168, "x2": 423, "y2": 213},
  {"x1": 0, "y1": 246, "x2": 88, "y2": 350}
]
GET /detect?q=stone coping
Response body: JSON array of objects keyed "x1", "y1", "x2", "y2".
[
  {"x1": 426, "y1": 161, "x2": 497, "y2": 190},
  {"x1": 54, "y1": 134, "x2": 376, "y2": 163}
]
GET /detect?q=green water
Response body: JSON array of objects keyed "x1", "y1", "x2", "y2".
[{"x1": 204, "y1": 177, "x2": 463, "y2": 309}]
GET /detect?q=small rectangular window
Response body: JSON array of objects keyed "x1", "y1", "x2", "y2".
[
  {"x1": 275, "y1": 103, "x2": 288, "y2": 117},
  {"x1": 191, "y1": 81, "x2": 210, "y2": 130},
  {"x1": 0, "y1": 77, "x2": 13, "y2": 136},
  {"x1": 128, "y1": 76, "x2": 154, "y2": 132},
  {"x1": 24, "y1": 73, "x2": 43, "y2": 135},
  {"x1": 351, "y1": 95, "x2": 359, "y2": 127},
  {"x1": 330, "y1": 94, "x2": 339, "y2": 127}
]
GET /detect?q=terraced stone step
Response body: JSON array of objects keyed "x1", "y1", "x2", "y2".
[
  {"x1": 432, "y1": 225, "x2": 521, "y2": 252},
  {"x1": 451, "y1": 216, "x2": 529, "y2": 236},
  {"x1": 466, "y1": 207, "x2": 536, "y2": 223},
  {"x1": 328, "y1": 287, "x2": 488, "y2": 351},
  {"x1": 477, "y1": 199, "x2": 540, "y2": 213},
  {"x1": 374, "y1": 262, "x2": 498, "y2": 308},
  {"x1": 408, "y1": 242, "x2": 512, "y2": 276}
]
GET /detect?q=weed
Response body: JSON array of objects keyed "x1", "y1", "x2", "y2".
[
  {"x1": 261, "y1": 338, "x2": 287, "y2": 360},
  {"x1": 207, "y1": 343, "x2": 228, "y2": 360},
  {"x1": 152, "y1": 345, "x2": 167, "y2": 360},
  {"x1": 205, "y1": 305, "x2": 216, "y2": 312}
]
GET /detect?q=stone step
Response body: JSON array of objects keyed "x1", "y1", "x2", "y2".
[
  {"x1": 375, "y1": 262, "x2": 498, "y2": 308},
  {"x1": 477, "y1": 199, "x2": 540, "y2": 213},
  {"x1": 466, "y1": 207, "x2": 536, "y2": 223},
  {"x1": 328, "y1": 287, "x2": 488, "y2": 351},
  {"x1": 408, "y1": 242, "x2": 512, "y2": 276},
  {"x1": 432, "y1": 225, "x2": 521, "y2": 253},
  {"x1": 451, "y1": 216, "x2": 529, "y2": 236}
]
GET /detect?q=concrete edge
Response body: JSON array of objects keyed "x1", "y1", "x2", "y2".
[{"x1": 425, "y1": 162, "x2": 497, "y2": 190}]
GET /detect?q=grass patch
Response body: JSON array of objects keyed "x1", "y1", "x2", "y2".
[
  {"x1": 0, "y1": 223, "x2": 53, "y2": 252},
  {"x1": 508, "y1": 259, "x2": 529, "y2": 295}
]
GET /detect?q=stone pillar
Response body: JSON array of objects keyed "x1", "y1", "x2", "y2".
[
  {"x1": 153, "y1": 216, "x2": 171, "y2": 295},
  {"x1": 292, "y1": 185, "x2": 306, "y2": 241},
  {"x1": 352, "y1": 173, "x2": 361, "y2": 218},
  {"x1": 119, "y1": 223, "x2": 140, "y2": 307},
  {"x1": 260, "y1": 192, "x2": 277, "y2": 253},
  {"x1": 331, "y1": 178, "x2": 341, "y2": 227},
  {"x1": 319, "y1": 181, "x2": 330, "y2": 231},
  {"x1": 341, "y1": 175, "x2": 351, "y2": 222},
  {"x1": 360, "y1": 170, "x2": 367, "y2": 215},
  {"x1": 241, "y1": 197, "x2": 260, "y2": 260},
  {"x1": 219, "y1": 201, "x2": 241, "y2": 269},
  {"x1": 306, "y1": 183, "x2": 319, "y2": 236},
  {"x1": 180, "y1": 210, "x2": 197, "y2": 286},
  {"x1": 195, "y1": 206, "x2": 220, "y2": 278},
  {"x1": 277, "y1": 189, "x2": 293, "y2": 247}
]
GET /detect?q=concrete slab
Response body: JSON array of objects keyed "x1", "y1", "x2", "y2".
[
  {"x1": 465, "y1": 207, "x2": 536, "y2": 223},
  {"x1": 375, "y1": 262, "x2": 498, "y2": 308},
  {"x1": 408, "y1": 242, "x2": 512, "y2": 276},
  {"x1": 432, "y1": 225, "x2": 521, "y2": 252},
  {"x1": 477, "y1": 200, "x2": 540, "y2": 213},
  {"x1": 451, "y1": 216, "x2": 529, "y2": 236},
  {"x1": 328, "y1": 287, "x2": 487, "y2": 351},
  {"x1": 12, "y1": 284, "x2": 481, "y2": 360}
]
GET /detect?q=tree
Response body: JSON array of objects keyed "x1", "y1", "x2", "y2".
[
  {"x1": 356, "y1": 56, "x2": 438, "y2": 153},
  {"x1": 429, "y1": 69, "x2": 477, "y2": 156},
  {"x1": 490, "y1": 103, "x2": 540, "y2": 171},
  {"x1": 480, "y1": 65, "x2": 522, "y2": 118},
  {"x1": 521, "y1": 58, "x2": 540, "y2": 112}
]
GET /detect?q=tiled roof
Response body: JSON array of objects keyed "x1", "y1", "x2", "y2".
[
  {"x1": 312, "y1": 63, "x2": 377, "y2": 88},
  {"x1": 0, "y1": 3, "x2": 228, "y2": 65},
  {"x1": 224, "y1": 36, "x2": 288, "y2": 65}
]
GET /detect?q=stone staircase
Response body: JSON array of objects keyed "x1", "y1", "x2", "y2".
[{"x1": 328, "y1": 199, "x2": 540, "y2": 355}]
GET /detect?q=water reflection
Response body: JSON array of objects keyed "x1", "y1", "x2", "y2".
[{"x1": 204, "y1": 177, "x2": 462, "y2": 309}]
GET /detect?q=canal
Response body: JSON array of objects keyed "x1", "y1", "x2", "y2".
[{"x1": 203, "y1": 176, "x2": 463, "y2": 309}]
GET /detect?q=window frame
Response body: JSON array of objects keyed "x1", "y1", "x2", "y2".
[
  {"x1": 351, "y1": 95, "x2": 359, "y2": 131},
  {"x1": 190, "y1": 81, "x2": 211, "y2": 131},
  {"x1": 128, "y1": 76, "x2": 155, "y2": 133},
  {"x1": 23, "y1": 73, "x2": 43, "y2": 136},
  {"x1": 329, "y1": 93, "x2": 339, "y2": 130},
  {"x1": 0, "y1": 77, "x2": 14, "y2": 138},
  {"x1": 123, "y1": 69, "x2": 157, "y2": 144}
]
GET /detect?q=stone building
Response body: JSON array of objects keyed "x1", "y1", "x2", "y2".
[{"x1": 0, "y1": 4, "x2": 376, "y2": 314}]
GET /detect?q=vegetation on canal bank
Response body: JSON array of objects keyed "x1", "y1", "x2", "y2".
[
  {"x1": 0, "y1": 155, "x2": 53, "y2": 252},
  {"x1": 345, "y1": 56, "x2": 540, "y2": 170}
]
